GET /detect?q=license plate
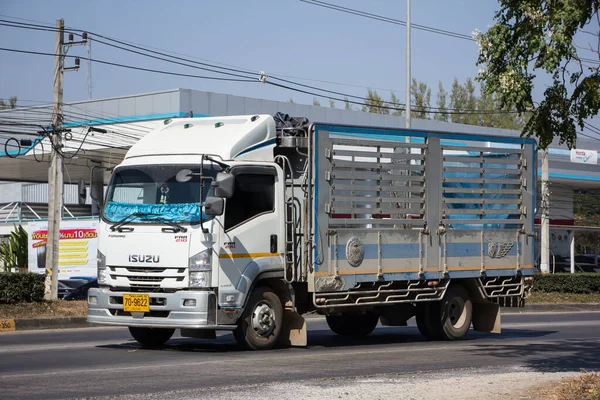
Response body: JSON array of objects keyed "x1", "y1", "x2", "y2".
[{"x1": 123, "y1": 294, "x2": 150, "y2": 313}]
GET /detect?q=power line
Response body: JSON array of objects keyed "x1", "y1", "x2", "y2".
[
  {"x1": 0, "y1": 19, "x2": 525, "y2": 116},
  {"x1": 0, "y1": 46, "x2": 259, "y2": 83},
  {"x1": 0, "y1": 17, "x2": 410, "y2": 95},
  {"x1": 0, "y1": 19, "x2": 259, "y2": 78},
  {"x1": 298, "y1": 0, "x2": 475, "y2": 41}
]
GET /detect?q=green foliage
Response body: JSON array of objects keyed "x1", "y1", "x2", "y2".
[
  {"x1": 475, "y1": 1, "x2": 600, "y2": 149},
  {"x1": 312, "y1": 97, "x2": 321, "y2": 107},
  {"x1": 434, "y1": 81, "x2": 449, "y2": 122},
  {"x1": 0, "y1": 96, "x2": 17, "y2": 110},
  {"x1": 411, "y1": 78, "x2": 431, "y2": 119},
  {"x1": 343, "y1": 97, "x2": 353, "y2": 111},
  {"x1": 533, "y1": 273, "x2": 600, "y2": 294},
  {"x1": 388, "y1": 92, "x2": 403, "y2": 116},
  {"x1": 0, "y1": 225, "x2": 28, "y2": 271},
  {"x1": 329, "y1": 99, "x2": 335, "y2": 108},
  {"x1": 0, "y1": 272, "x2": 45, "y2": 304},
  {"x1": 361, "y1": 89, "x2": 389, "y2": 114}
]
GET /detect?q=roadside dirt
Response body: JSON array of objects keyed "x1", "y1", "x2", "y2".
[
  {"x1": 124, "y1": 367, "x2": 581, "y2": 400},
  {"x1": 0, "y1": 300, "x2": 87, "y2": 319}
]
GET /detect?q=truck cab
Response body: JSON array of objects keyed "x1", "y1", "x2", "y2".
[{"x1": 88, "y1": 115, "x2": 297, "y2": 349}]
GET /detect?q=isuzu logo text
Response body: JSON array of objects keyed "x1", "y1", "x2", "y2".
[{"x1": 129, "y1": 255, "x2": 160, "y2": 263}]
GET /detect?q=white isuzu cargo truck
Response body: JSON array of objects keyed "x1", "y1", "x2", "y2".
[{"x1": 88, "y1": 114, "x2": 536, "y2": 350}]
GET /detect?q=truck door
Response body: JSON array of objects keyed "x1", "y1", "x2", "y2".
[{"x1": 217, "y1": 166, "x2": 284, "y2": 307}]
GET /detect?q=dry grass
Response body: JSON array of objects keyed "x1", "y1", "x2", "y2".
[
  {"x1": 529, "y1": 373, "x2": 600, "y2": 400},
  {"x1": 0, "y1": 300, "x2": 87, "y2": 319},
  {"x1": 527, "y1": 292, "x2": 600, "y2": 304}
]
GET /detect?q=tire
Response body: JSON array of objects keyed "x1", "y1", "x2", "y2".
[
  {"x1": 234, "y1": 287, "x2": 283, "y2": 350},
  {"x1": 128, "y1": 327, "x2": 175, "y2": 347},
  {"x1": 439, "y1": 285, "x2": 472, "y2": 340},
  {"x1": 421, "y1": 285, "x2": 473, "y2": 341},
  {"x1": 326, "y1": 313, "x2": 379, "y2": 337},
  {"x1": 415, "y1": 303, "x2": 436, "y2": 340}
]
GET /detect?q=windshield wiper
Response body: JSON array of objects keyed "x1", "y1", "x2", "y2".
[
  {"x1": 109, "y1": 212, "x2": 159, "y2": 232},
  {"x1": 148, "y1": 217, "x2": 188, "y2": 233}
]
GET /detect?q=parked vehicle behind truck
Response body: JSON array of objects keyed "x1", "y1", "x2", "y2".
[{"x1": 88, "y1": 114, "x2": 536, "y2": 349}]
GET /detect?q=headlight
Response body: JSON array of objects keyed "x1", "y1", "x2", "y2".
[
  {"x1": 189, "y1": 250, "x2": 211, "y2": 288},
  {"x1": 189, "y1": 271, "x2": 211, "y2": 288},
  {"x1": 97, "y1": 250, "x2": 109, "y2": 285}
]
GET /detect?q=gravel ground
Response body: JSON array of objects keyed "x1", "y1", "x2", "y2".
[{"x1": 101, "y1": 367, "x2": 578, "y2": 400}]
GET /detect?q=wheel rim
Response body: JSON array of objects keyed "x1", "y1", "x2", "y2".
[
  {"x1": 251, "y1": 301, "x2": 276, "y2": 337},
  {"x1": 447, "y1": 297, "x2": 467, "y2": 328}
]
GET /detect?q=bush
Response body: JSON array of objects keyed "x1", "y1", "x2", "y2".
[
  {"x1": 0, "y1": 273, "x2": 45, "y2": 304},
  {"x1": 533, "y1": 273, "x2": 600, "y2": 294}
]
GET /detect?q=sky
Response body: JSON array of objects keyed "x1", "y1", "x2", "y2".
[{"x1": 0, "y1": 0, "x2": 503, "y2": 108}]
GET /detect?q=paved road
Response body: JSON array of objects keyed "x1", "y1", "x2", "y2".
[{"x1": 0, "y1": 312, "x2": 599, "y2": 399}]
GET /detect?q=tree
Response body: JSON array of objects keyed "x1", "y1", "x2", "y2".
[
  {"x1": 0, "y1": 96, "x2": 17, "y2": 110},
  {"x1": 411, "y1": 78, "x2": 431, "y2": 119},
  {"x1": 343, "y1": 97, "x2": 353, "y2": 111},
  {"x1": 312, "y1": 97, "x2": 321, "y2": 107},
  {"x1": 289, "y1": 98, "x2": 295, "y2": 104},
  {"x1": 463, "y1": 78, "x2": 479, "y2": 125},
  {"x1": 434, "y1": 81, "x2": 449, "y2": 122},
  {"x1": 449, "y1": 78, "x2": 467, "y2": 124},
  {"x1": 475, "y1": 1, "x2": 600, "y2": 149},
  {"x1": 388, "y1": 92, "x2": 403, "y2": 116},
  {"x1": 361, "y1": 89, "x2": 389, "y2": 114},
  {"x1": 329, "y1": 99, "x2": 335, "y2": 108}
]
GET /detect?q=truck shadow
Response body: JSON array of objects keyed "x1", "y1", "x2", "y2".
[
  {"x1": 97, "y1": 326, "x2": 557, "y2": 353},
  {"x1": 468, "y1": 339, "x2": 600, "y2": 372},
  {"x1": 305, "y1": 326, "x2": 556, "y2": 348}
]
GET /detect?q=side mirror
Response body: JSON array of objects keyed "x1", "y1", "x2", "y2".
[
  {"x1": 213, "y1": 172, "x2": 235, "y2": 199},
  {"x1": 204, "y1": 196, "x2": 224, "y2": 216}
]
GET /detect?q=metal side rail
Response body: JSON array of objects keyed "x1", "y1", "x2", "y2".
[{"x1": 313, "y1": 279, "x2": 449, "y2": 308}]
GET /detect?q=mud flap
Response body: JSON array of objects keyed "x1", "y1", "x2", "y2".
[
  {"x1": 279, "y1": 309, "x2": 307, "y2": 347},
  {"x1": 472, "y1": 301, "x2": 501, "y2": 334}
]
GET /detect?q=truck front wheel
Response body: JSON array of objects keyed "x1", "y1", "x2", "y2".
[
  {"x1": 326, "y1": 313, "x2": 379, "y2": 337},
  {"x1": 234, "y1": 287, "x2": 283, "y2": 350},
  {"x1": 128, "y1": 327, "x2": 175, "y2": 347}
]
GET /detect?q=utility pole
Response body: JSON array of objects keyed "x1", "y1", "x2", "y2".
[
  {"x1": 44, "y1": 20, "x2": 84, "y2": 300},
  {"x1": 540, "y1": 149, "x2": 550, "y2": 274},
  {"x1": 45, "y1": 18, "x2": 65, "y2": 300},
  {"x1": 87, "y1": 36, "x2": 92, "y2": 99},
  {"x1": 405, "y1": 0, "x2": 411, "y2": 129}
]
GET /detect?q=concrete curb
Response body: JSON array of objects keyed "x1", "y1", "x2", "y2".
[
  {"x1": 1, "y1": 304, "x2": 598, "y2": 332},
  {"x1": 0, "y1": 317, "x2": 90, "y2": 332}
]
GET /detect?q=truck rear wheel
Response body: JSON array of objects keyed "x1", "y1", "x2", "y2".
[
  {"x1": 128, "y1": 327, "x2": 175, "y2": 347},
  {"x1": 326, "y1": 313, "x2": 379, "y2": 337},
  {"x1": 439, "y1": 285, "x2": 472, "y2": 340},
  {"x1": 234, "y1": 287, "x2": 283, "y2": 350},
  {"x1": 417, "y1": 285, "x2": 472, "y2": 341},
  {"x1": 415, "y1": 303, "x2": 436, "y2": 340}
]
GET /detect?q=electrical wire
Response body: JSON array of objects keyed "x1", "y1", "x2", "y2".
[
  {"x1": 298, "y1": 0, "x2": 475, "y2": 41},
  {"x1": 0, "y1": 46, "x2": 259, "y2": 83}
]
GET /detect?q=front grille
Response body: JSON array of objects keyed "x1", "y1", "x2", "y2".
[
  {"x1": 125, "y1": 267, "x2": 186, "y2": 274},
  {"x1": 108, "y1": 265, "x2": 187, "y2": 291},
  {"x1": 127, "y1": 276, "x2": 164, "y2": 282}
]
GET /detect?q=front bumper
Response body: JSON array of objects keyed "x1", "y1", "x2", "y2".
[{"x1": 87, "y1": 288, "x2": 235, "y2": 330}]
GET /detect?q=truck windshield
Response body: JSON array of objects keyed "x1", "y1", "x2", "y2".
[{"x1": 103, "y1": 164, "x2": 219, "y2": 224}]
